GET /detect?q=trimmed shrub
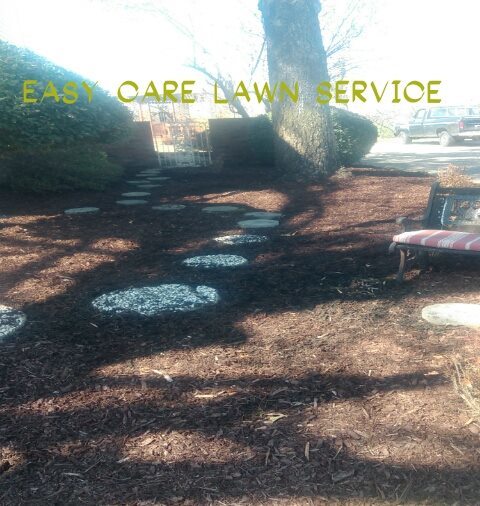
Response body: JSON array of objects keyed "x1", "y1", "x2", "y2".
[
  {"x1": 331, "y1": 107, "x2": 378, "y2": 167},
  {"x1": 0, "y1": 41, "x2": 132, "y2": 152},
  {"x1": 0, "y1": 41, "x2": 132, "y2": 192},
  {"x1": 1, "y1": 146, "x2": 123, "y2": 193}
]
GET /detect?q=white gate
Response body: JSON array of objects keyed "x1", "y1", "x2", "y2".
[{"x1": 147, "y1": 102, "x2": 211, "y2": 169}]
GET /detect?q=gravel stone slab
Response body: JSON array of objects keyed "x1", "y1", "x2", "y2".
[
  {"x1": 202, "y1": 206, "x2": 242, "y2": 213},
  {"x1": 182, "y1": 254, "x2": 248, "y2": 269},
  {"x1": 64, "y1": 207, "x2": 99, "y2": 214},
  {"x1": 121, "y1": 192, "x2": 151, "y2": 197},
  {"x1": 214, "y1": 234, "x2": 268, "y2": 245},
  {"x1": 244, "y1": 211, "x2": 283, "y2": 219},
  {"x1": 237, "y1": 219, "x2": 279, "y2": 229},
  {"x1": 422, "y1": 303, "x2": 480, "y2": 327},
  {"x1": 152, "y1": 204, "x2": 186, "y2": 211},
  {"x1": 116, "y1": 200, "x2": 148, "y2": 205},
  {"x1": 92, "y1": 284, "x2": 219, "y2": 315},
  {"x1": 0, "y1": 305, "x2": 26, "y2": 340}
]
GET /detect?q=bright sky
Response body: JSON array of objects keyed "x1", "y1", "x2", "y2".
[{"x1": 1, "y1": 0, "x2": 479, "y2": 117}]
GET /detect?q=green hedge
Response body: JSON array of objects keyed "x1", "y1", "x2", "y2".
[
  {"x1": 0, "y1": 41, "x2": 132, "y2": 152},
  {"x1": 331, "y1": 107, "x2": 378, "y2": 167},
  {"x1": 1, "y1": 146, "x2": 123, "y2": 193},
  {"x1": 0, "y1": 41, "x2": 132, "y2": 192}
]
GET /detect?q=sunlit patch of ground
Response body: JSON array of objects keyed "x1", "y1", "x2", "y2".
[
  {"x1": 120, "y1": 430, "x2": 255, "y2": 466},
  {"x1": 6, "y1": 252, "x2": 117, "y2": 303}
]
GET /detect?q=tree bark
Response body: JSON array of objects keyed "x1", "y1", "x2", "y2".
[{"x1": 259, "y1": 0, "x2": 338, "y2": 179}]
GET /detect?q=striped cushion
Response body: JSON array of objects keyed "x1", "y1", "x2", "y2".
[{"x1": 393, "y1": 230, "x2": 480, "y2": 251}]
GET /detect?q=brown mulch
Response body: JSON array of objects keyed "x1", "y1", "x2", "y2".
[{"x1": 1, "y1": 167, "x2": 480, "y2": 505}]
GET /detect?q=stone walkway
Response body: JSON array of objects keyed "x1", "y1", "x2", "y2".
[
  {"x1": 3, "y1": 164, "x2": 480, "y2": 340},
  {"x1": 94, "y1": 167, "x2": 281, "y2": 315},
  {"x1": 1, "y1": 165, "x2": 283, "y2": 337}
]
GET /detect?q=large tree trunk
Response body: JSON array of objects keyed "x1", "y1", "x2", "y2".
[{"x1": 259, "y1": 0, "x2": 338, "y2": 180}]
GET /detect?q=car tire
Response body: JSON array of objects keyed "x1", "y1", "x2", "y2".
[
  {"x1": 439, "y1": 131, "x2": 454, "y2": 147},
  {"x1": 399, "y1": 131, "x2": 412, "y2": 144}
]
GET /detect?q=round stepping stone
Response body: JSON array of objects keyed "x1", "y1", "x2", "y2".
[
  {"x1": 422, "y1": 303, "x2": 480, "y2": 327},
  {"x1": 237, "y1": 219, "x2": 279, "y2": 229},
  {"x1": 152, "y1": 204, "x2": 186, "y2": 211},
  {"x1": 214, "y1": 234, "x2": 268, "y2": 245},
  {"x1": 146, "y1": 177, "x2": 170, "y2": 181},
  {"x1": 0, "y1": 305, "x2": 26, "y2": 340},
  {"x1": 182, "y1": 254, "x2": 248, "y2": 269},
  {"x1": 92, "y1": 284, "x2": 219, "y2": 316},
  {"x1": 116, "y1": 200, "x2": 148, "y2": 205},
  {"x1": 121, "y1": 192, "x2": 151, "y2": 197},
  {"x1": 202, "y1": 206, "x2": 242, "y2": 213},
  {"x1": 244, "y1": 211, "x2": 283, "y2": 219},
  {"x1": 64, "y1": 207, "x2": 99, "y2": 215},
  {"x1": 136, "y1": 184, "x2": 161, "y2": 189}
]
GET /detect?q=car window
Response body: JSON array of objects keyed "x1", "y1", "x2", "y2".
[
  {"x1": 414, "y1": 109, "x2": 426, "y2": 120},
  {"x1": 448, "y1": 107, "x2": 468, "y2": 116},
  {"x1": 429, "y1": 108, "x2": 448, "y2": 118},
  {"x1": 444, "y1": 106, "x2": 480, "y2": 117}
]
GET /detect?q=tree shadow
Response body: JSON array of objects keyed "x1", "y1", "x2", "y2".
[
  {"x1": 1, "y1": 169, "x2": 480, "y2": 503},
  {"x1": 3, "y1": 370, "x2": 480, "y2": 504}
]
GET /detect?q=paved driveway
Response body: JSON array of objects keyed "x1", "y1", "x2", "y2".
[{"x1": 360, "y1": 139, "x2": 480, "y2": 181}]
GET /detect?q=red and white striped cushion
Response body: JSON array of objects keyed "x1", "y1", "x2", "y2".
[{"x1": 393, "y1": 230, "x2": 480, "y2": 251}]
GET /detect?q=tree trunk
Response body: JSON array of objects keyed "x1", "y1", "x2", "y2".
[{"x1": 259, "y1": 0, "x2": 338, "y2": 179}]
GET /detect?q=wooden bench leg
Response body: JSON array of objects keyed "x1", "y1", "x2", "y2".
[
  {"x1": 396, "y1": 249, "x2": 407, "y2": 283},
  {"x1": 418, "y1": 251, "x2": 429, "y2": 271}
]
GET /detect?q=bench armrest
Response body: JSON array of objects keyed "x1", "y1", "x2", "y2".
[{"x1": 396, "y1": 216, "x2": 423, "y2": 232}]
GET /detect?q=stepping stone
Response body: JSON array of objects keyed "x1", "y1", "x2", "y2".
[
  {"x1": 182, "y1": 254, "x2": 248, "y2": 269},
  {"x1": 136, "y1": 184, "x2": 161, "y2": 189},
  {"x1": 126, "y1": 180, "x2": 147, "y2": 184},
  {"x1": 121, "y1": 192, "x2": 151, "y2": 197},
  {"x1": 202, "y1": 206, "x2": 242, "y2": 213},
  {"x1": 146, "y1": 177, "x2": 170, "y2": 181},
  {"x1": 0, "y1": 305, "x2": 26, "y2": 341},
  {"x1": 116, "y1": 200, "x2": 148, "y2": 205},
  {"x1": 237, "y1": 219, "x2": 279, "y2": 229},
  {"x1": 152, "y1": 204, "x2": 186, "y2": 211},
  {"x1": 422, "y1": 303, "x2": 480, "y2": 327},
  {"x1": 92, "y1": 284, "x2": 219, "y2": 316},
  {"x1": 214, "y1": 234, "x2": 268, "y2": 245},
  {"x1": 244, "y1": 211, "x2": 283, "y2": 219},
  {"x1": 64, "y1": 207, "x2": 99, "y2": 214}
]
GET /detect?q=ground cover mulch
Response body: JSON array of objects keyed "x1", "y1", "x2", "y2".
[{"x1": 1, "y1": 166, "x2": 480, "y2": 505}]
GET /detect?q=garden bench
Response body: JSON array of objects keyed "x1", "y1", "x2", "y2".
[{"x1": 389, "y1": 182, "x2": 480, "y2": 282}]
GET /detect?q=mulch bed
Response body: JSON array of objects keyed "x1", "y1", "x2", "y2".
[{"x1": 1, "y1": 167, "x2": 480, "y2": 505}]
